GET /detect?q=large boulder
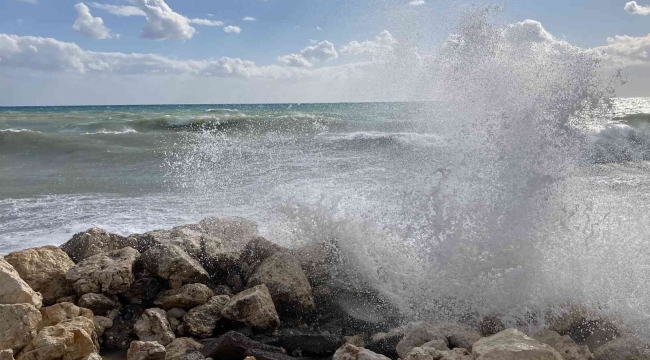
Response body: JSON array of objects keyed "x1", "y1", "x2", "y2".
[
  {"x1": 134, "y1": 308, "x2": 175, "y2": 346},
  {"x1": 165, "y1": 338, "x2": 203, "y2": 360},
  {"x1": 40, "y1": 302, "x2": 93, "y2": 328},
  {"x1": 141, "y1": 245, "x2": 209, "y2": 289},
  {"x1": 240, "y1": 237, "x2": 284, "y2": 273},
  {"x1": 247, "y1": 252, "x2": 314, "y2": 313},
  {"x1": 0, "y1": 304, "x2": 42, "y2": 353},
  {"x1": 431, "y1": 323, "x2": 482, "y2": 352},
  {"x1": 290, "y1": 242, "x2": 336, "y2": 286},
  {"x1": 78, "y1": 293, "x2": 121, "y2": 316},
  {"x1": 102, "y1": 304, "x2": 145, "y2": 350},
  {"x1": 397, "y1": 323, "x2": 449, "y2": 359},
  {"x1": 61, "y1": 227, "x2": 136, "y2": 263},
  {"x1": 154, "y1": 284, "x2": 213, "y2": 310},
  {"x1": 5, "y1": 246, "x2": 76, "y2": 305},
  {"x1": 0, "y1": 259, "x2": 42, "y2": 309},
  {"x1": 404, "y1": 347, "x2": 473, "y2": 360},
  {"x1": 546, "y1": 304, "x2": 621, "y2": 350},
  {"x1": 534, "y1": 330, "x2": 594, "y2": 360},
  {"x1": 591, "y1": 335, "x2": 650, "y2": 360},
  {"x1": 127, "y1": 341, "x2": 166, "y2": 360},
  {"x1": 66, "y1": 247, "x2": 140, "y2": 295},
  {"x1": 200, "y1": 331, "x2": 291, "y2": 360},
  {"x1": 472, "y1": 328, "x2": 564, "y2": 360},
  {"x1": 16, "y1": 316, "x2": 99, "y2": 360},
  {"x1": 221, "y1": 285, "x2": 280, "y2": 330},
  {"x1": 333, "y1": 344, "x2": 391, "y2": 360},
  {"x1": 182, "y1": 295, "x2": 230, "y2": 338}
]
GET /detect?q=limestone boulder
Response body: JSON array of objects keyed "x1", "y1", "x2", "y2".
[
  {"x1": 17, "y1": 316, "x2": 98, "y2": 360},
  {"x1": 534, "y1": 330, "x2": 594, "y2": 360},
  {"x1": 5, "y1": 246, "x2": 76, "y2": 305},
  {"x1": 397, "y1": 323, "x2": 449, "y2": 359},
  {"x1": 431, "y1": 323, "x2": 482, "y2": 352},
  {"x1": 0, "y1": 304, "x2": 42, "y2": 353},
  {"x1": 0, "y1": 350, "x2": 13, "y2": 360},
  {"x1": 165, "y1": 338, "x2": 203, "y2": 360},
  {"x1": 405, "y1": 347, "x2": 473, "y2": 360},
  {"x1": 247, "y1": 252, "x2": 314, "y2": 313},
  {"x1": 78, "y1": 293, "x2": 121, "y2": 316},
  {"x1": 134, "y1": 308, "x2": 175, "y2": 346},
  {"x1": 333, "y1": 344, "x2": 391, "y2": 360},
  {"x1": 141, "y1": 245, "x2": 209, "y2": 289},
  {"x1": 40, "y1": 302, "x2": 93, "y2": 328},
  {"x1": 472, "y1": 328, "x2": 564, "y2": 360},
  {"x1": 93, "y1": 316, "x2": 113, "y2": 338},
  {"x1": 154, "y1": 284, "x2": 213, "y2": 310},
  {"x1": 221, "y1": 285, "x2": 280, "y2": 330},
  {"x1": 61, "y1": 227, "x2": 136, "y2": 263},
  {"x1": 591, "y1": 335, "x2": 650, "y2": 360},
  {"x1": 182, "y1": 295, "x2": 230, "y2": 338},
  {"x1": 66, "y1": 247, "x2": 140, "y2": 295},
  {"x1": 0, "y1": 259, "x2": 42, "y2": 309},
  {"x1": 127, "y1": 341, "x2": 166, "y2": 360}
]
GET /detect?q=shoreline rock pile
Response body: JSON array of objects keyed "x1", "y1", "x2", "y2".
[{"x1": 0, "y1": 217, "x2": 648, "y2": 360}]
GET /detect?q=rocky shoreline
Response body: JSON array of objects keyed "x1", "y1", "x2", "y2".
[{"x1": 0, "y1": 216, "x2": 647, "y2": 360}]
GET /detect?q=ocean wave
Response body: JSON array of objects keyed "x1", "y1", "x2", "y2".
[
  {"x1": 0, "y1": 128, "x2": 41, "y2": 133},
  {"x1": 590, "y1": 123, "x2": 650, "y2": 163},
  {"x1": 318, "y1": 131, "x2": 443, "y2": 147},
  {"x1": 82, "y1": 128, "x2": 138, "y2": 135},
  {"x1": 206, "y1": 108, "x2": 239, "y2": 112}
]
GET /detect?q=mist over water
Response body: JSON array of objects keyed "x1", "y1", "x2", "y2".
[{"x1": 3, "y1": 4, "x2": 650, "y2": 337}]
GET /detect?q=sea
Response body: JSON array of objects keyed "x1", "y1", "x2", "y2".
[{"x1": 3, "y1": 13, "x2": 650, "y2": 333}]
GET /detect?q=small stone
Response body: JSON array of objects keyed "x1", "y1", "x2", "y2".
[
  {"x1": 127, "y1": 341, "x2": 166, "y2": 360},
  {"x1": 134, "y1": 308, "x2": 175, "y2": 346},
  {"x1": 0, "y1": 259, "x2": 42, "y2": 309},
  {"x1": 221, "y1": 285, "x2": 280, "y2": 331},
  {"x1": 154, "y1": 284, "x2": 213, "y2": 310}
]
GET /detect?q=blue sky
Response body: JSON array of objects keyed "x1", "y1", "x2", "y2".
[{"x1": 2, "y1": 0, "x2": 650, "y2": 105}]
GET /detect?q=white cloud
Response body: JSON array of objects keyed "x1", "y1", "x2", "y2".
[
  {"x1": 223, "y1": 26, "x2": 241, "y2": 34},
  {"x1": 188, "y1": 18, "x2": 223, "y2": 26},
  {"x1": 625, "y1": 1, "x2": 650, "y2": 15},
  {"x1": 88, "y1": 3, "x2": 146, "y2": 16},
  {"x1": 340, "y1": 30, "x2": 398, "y2": 56},
  {"x1": 130, "y1": 0, "x2": 196, "y2": 40},
  {"x1": 594, "y1": 34, "x2": 650, "y2": 67},
  {"x1": 73, "y1": 3, "x2": 113, "y2": 40},
  {"x1": 278, "y1": 40, "x2": 338, "y2": 68},
  {"x1": 243, "y1": 16, "x2": 257, "y2": 22},
  {"x1": 409, "y1": 0, "x2": 426, "y2": 5}
]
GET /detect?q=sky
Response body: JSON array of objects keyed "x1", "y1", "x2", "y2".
[{"x1": 1, "y1": 0, "x2": 650, "y2": 105}]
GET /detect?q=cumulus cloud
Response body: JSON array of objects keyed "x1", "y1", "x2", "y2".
[
  {"x1": 594, "y1": 34, "x2": 650, "y2": 67},
  {"x1": 625, "y1": 1, "x2": 650, "y2": 15},
  {"x1": 409, "y1": 0, "x2": 426, "y2": 5},
  {"x1": 340, "y1": 30, "x2": 397, "y2": 56},
  {"x1": 223, "y1": 26, "x2": 242, "y2": 34},
  {"x1": 278, "y1": 40, "x2": 338, "y2": 68},
  {"x1": 88, "y1": 2, "x2": 145, "y2": 16},
  {"x1": 243, "y1": 16, "x2": 256, "y2": 21},
  {"x1": 188, "y1": 18, "x2": 223, "y2": 26},
  {"x1": 73, "y1": 3, "x2": 113, "y2": 40}
]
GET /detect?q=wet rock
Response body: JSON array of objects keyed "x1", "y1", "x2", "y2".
[
  {"x1": 200, "y1": 331, "x2": 290, "y2": 360},
  {"x1": 198, "y1": 217, "x2": 258, "y2": 251},
  {"x1": 0, "y1": 304, "x2": 42, "y2": 353},
  {"x1": 126, "y1": 277, "x2": 163, "y2": 306},
  {"x1": 478, "y1": 315, "x2": 505, "y2": 337},
  {"x1": 181, "y1": 352, "x2": 205, "y2": 360},
  {"x1": 240, "y1": 237, "x2": 283, "y2": 273},
  {"x1": 397, "y1": 324, "x2": 449, "y2": 359},
  {"x1": 247, "y1": 252, "x2": 314, "y2": 313},
  {"x1": 102, "y1": 304, "x2": 145, "y2": 350},
  {"x1": 431, "y1": 323, "x2": 482, "y2": 352},
  {"x1": 345, "y1": 334, "x2": 365, "y2": 347},
  {"x1": 40, "y1": 302, "x2": 93, "y2": 327},
  {"x1": 166, "y1": 308, "x2": 186, "y2": 335},
  {"x1": 591, "y1": 335, "x2": 650, "y2": 360},
  {"x1": 66, "y1": 247, "x2": 140, "y2": 295},
  {"x1": 221, "y1": 285, "x2": 280, "y2": 331},
  {"x1": 17, "y1": 316, "x2": 99, "y2": 360},
  {"x1": 127, "y1": 341, "x2": 166, "y2": 360},
  {"x1": 5, "y1": 246, "x2": 76, "y2": 305},
  {"x1": 274, "y1": 328, "x2": 344, "y2": 357},
  {"x1": 333, "y1": 344, "x2": 391, "y2": 360},
  {"x1": 183, "y1": 295, "x2": 230, "y2": 338},
  {"x1": 0, "y1": 259, "x2": 42, "y2": 309},
  {"x1": 472, "y1": 328, "x2": 563, "y2": 360},
  {"x1": 141, "y1": 245, "x2": 210, "y2": 289},
  {"x1": 93, "y1": 316, "x2": 113, "y2": 338},
  {"x1": 534, "y1": 329, "x2": 594, "y2": 360},
  {"x1": 0, "y1": 350, "x2": 13, "y2": 360},
  {"x1": 405, "y1": 347, "x2": 473, "y2": 360},
  {"x1": 366, "y1": 330, "x2": 405, "y2": 357},
  {"x1": 290, "y1": 242, "x2": 336, "y2": 286},
  {"x1": 134, "y1": 308, "x2": 176, "y2": 346},
  {"x1": 154, "y1": 284, "x2": 213, "y2": 310},
  {"x1": 211, "y1": 285, "x2": 233, "y2": 297},
  {"x1": 546, "y1": 304, "x2": 621, "y2": 350},
  {"x1": 79, "y1": 293, "x2": 121, "y2": 316},
  {"x1": 165, "y1": 338, "x2": 203, "y2": 360},
  {"x1": 61, "y1": 227, "x2": 136, "y2": 263},
  {"x1": 422, "y1": 339, "x2": 450, "y2": 351}
]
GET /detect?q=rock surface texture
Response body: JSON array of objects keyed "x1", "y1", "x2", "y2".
[
  {"x1": 333, "y1": 344, "x2": 391, "y2": 360},
  {"x1": 141, "y1": 245, "x2": 210, "y2": 289},
  {"x1": 16, "y1": 316, "x2": 99, "y2": 360},
  {"x1": 134, "y1": 308, "x2": 176, "y2": 346},
  {"x1": 154, "y1": 284, "x2": 213, "y2": 310},
  {"x1": 472, "y1": 328, "x2": 564, "y2": 360},
  {"x1": 0, "y1": 304, "x2": 42, "y2": 353},
  {"x1": 127, "y1": 341, "x2": 166, "y2": 360},
  {"x1": 0, "y1": 259, "x2": 42, "y2": 309},
  {"x1": 221, "y1": 285, "x2": 280, "y2": 330},
  {"x1": 66, "y1": 247, "x2": 140, "y2": 295},
  {"x1": 61, "y1": 227, "x2": 136, "y2": 262},
  {"x1": 182, "y1": 295, "x2": 230, "y2": 338}
]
